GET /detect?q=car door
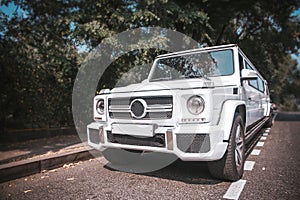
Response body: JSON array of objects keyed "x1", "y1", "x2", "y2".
[
  {"x1": 257, "y1": 77, "x2": 267, "y2": 118},
  {"x1": 258, "y1": 79, "x2": 271, "y2": 117},
  {"x1": 243, "y1": 62, "x2": 262, "y2": 127}
]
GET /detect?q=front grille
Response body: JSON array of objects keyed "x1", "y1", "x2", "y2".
[
  {"x1": 89, "y1": 128, "x2": 100, "y2": 144},
  {"x1": 107, "y1": 131, "x2": 165, "y2": 147},
  {"x1": 108, "y1": 96, "x2": 173, "y2": 120},
  {"x1": 177, "y1": 134, "x2": 210, "y2": 153}
]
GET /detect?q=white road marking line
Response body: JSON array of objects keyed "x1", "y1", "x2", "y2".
[
  {"x1": 257, "y1": 142, "x2": 264, "y2": 147},
  {"x1": 260, "y1": 136, "x2": 267, "y2": 141},
  {"x1": 223, "y1": 179, "x2": 247, "y2": 200},
  {"x1": 244, "y1": 161, "x2": 255, "y2": 171},
  {"x1": 265, "y1": 128, "x2": 270, "y2": 133},
  {"x1": 251, "y1": 149, "x2": 261, "y2": 156}
]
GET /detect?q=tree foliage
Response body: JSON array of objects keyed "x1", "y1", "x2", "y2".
[
  {"x1": 0, "y1": 0, "x2": 79, "y2": 128},
  {"x1": 0, "y1": 0, "x2": 299, "y2": 129}
]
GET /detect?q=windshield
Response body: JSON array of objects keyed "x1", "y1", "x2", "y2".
[{"x1": 149, "y1": 49, "x2": 234, "y2": 81}]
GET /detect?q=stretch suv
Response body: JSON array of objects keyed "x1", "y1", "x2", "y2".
[{"x1": 87, "y1": 44, "x2": 272, "y2": 181}]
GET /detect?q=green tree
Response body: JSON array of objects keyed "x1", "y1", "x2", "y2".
[{"x1": 0, "y1": 0, "x2": 79, "y2": 129}]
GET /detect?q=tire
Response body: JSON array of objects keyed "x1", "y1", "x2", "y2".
[
  {"x1": 208, "y1": 114, "x2": 246, "y2": 181},
  {"x1": 264, "y1": 117, "x2": 273, "y2": 128},
  {"x1": 102, "y1": 148, "x2": 142, "y2": 165},
  {"x1": 264, "y1": 115, "x2": 273, "y2": 128}
]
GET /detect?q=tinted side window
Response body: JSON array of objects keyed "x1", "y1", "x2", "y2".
[
  {"x1": 245, "y1": 62, "x2": 258, "y2": 89},
  {"x1": 257, "y1": 77, "x2": 264, "y2": 92}
]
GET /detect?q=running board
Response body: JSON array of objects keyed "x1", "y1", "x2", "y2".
[{"x1": 245, "y1": 117, "x2": 269, "y2": 144}]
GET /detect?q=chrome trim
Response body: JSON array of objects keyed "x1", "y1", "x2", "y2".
[
  {"x1": 109, "y1": 104, "x2": 172, "y2": 114},
  {"x1": 109, "y1": 104, "x2": 172, "y2": 112},
  {"x1": 147, "y1": 104, "x2": 172, "y2": 109},
  {"x1": 147, "y1": 109, "x2": 172, "y2": 112},
  {"x1": 130, "y1": 98, "x2": 147, "y2": 119},
  {"x1": 109, "y1": 105, "x2": 130, "y2": 113}
]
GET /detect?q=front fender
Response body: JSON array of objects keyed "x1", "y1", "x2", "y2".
[{"x1": 218, "y1": 100, "x2": 245, "y2": 141}]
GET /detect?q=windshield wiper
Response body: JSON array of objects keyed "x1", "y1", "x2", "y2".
[
  {"x1": 184, "y1": 74, "x2": 203, "y2": 78},
  {"x1": 181, "y1": 74, "x2": 211, "y2": 81}
]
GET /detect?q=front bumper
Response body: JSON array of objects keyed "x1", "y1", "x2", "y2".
[{"x1": 87, "y1": 121, "x2": 228, "y2": 161}]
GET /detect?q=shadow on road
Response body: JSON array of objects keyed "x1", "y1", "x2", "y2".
[
  {"x1": 104, "y1": 158, "x2": 222, "y2": 185},
  {"x1": 143, "y1": 160, "x2": 222, "y2": 185},
  {"x1": 274, "y1": 112, "x2": 300, "y2": 122}
]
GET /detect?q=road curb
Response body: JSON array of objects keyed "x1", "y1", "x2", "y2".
[
  {"x1": 0, "y1": 147, "x2": 102, "y2": 183},
  {"x1": 0, "y1": 127, "x2": 78, "y2": 144}
]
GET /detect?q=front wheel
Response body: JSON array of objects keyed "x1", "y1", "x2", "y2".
[{"x1": 208, "y1": 114, "x2": 245, "y2": 181}]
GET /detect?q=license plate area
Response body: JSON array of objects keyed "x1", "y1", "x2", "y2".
[{"x1": 111, "y1": 123, "x2": 154, "y2": 137}]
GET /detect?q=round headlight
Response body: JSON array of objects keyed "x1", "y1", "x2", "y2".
[
  {"x1": 96, "y1": 99, "x2": 105, "y2": 115},
  {"x1": 187, "y1": 96, "x2": 205, "y2": 115}
]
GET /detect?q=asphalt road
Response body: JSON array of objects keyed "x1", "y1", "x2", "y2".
[{"x1": 1, "y1": 112, "x2": 299, "y2": 200}]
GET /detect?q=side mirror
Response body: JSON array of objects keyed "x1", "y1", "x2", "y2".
[{"x1": 241, "y1": 69, "x2": 258, "y2": 80}]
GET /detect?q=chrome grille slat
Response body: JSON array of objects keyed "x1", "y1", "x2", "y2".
[
  {"x1": 147, "y1": 108, "x2": 172, "y2": 112},
  {"x1": 108, "y1": 96, "x2": 173, "y2": 119},
  {"x1": 147, "y1": 104, "x2": 172, "y2": 109}
]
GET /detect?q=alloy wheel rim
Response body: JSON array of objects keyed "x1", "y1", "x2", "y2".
[{"x1": 235, "y1": 124, "x2": 244, "y2": 169}]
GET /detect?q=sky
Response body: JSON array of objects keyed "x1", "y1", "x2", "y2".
[
  {"x1": 0, "y1": 2, "x2": 24, "y2": 18},
  {"x1": 1, "y1": 3, "x2": 299, "y2": 68}
]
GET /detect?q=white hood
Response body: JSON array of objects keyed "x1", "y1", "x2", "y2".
[{"x1": 111, "y1": 79, "x2": 215, "y2": 94}]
